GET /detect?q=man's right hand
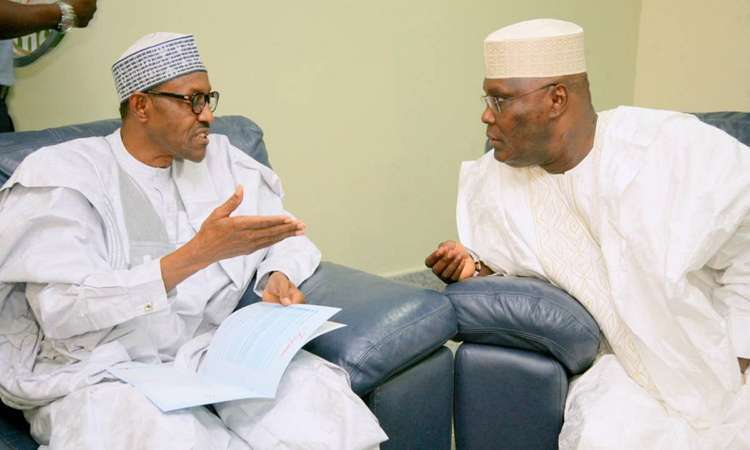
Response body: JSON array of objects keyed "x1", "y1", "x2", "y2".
[
  {"x1": 161, "y1": 185, "x2": 304, "y2": 292},
  {"x1": 192, "y1": 185, "x2": 304, "y2": 264},
  {"x1": 67, "y1": 0, "x2": 97, "y2": 27},
  {"x1": 425, "y1": 240, "x2": 475, "y2": 284}
]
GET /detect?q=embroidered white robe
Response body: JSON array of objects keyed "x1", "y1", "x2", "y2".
[{"x1": 457, "y1": 107, "x2": 750, "y2": 449}]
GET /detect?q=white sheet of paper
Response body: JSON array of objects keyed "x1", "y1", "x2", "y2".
[{"x1": 108, "y1": 303, "x2": 343, "y2": 412}]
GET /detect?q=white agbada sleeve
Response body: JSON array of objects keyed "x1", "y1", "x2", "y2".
[
  {"x1": 599, "y1": 112, "x2": 750, "y2": 425},
  {"x1": 0, "y1": 185, "x2": 169, "y2": 340},
  {"x1": 206, "y1": 134, "x2": 321, "y2": 295}
]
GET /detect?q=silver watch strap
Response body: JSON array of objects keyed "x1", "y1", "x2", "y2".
[
  {"x1": 465, "y1": 247, "x2": 482, "y2": 277},
  {"x1": 56, "y1": 1, "x2": 76, "y2": 32}
]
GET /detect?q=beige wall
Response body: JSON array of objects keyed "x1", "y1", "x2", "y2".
[
  {"x1": 8, "y1": 1, "x2": 641, "y2": 275},
  {"x1": 634, "y1": 0, "x2": 750, "y2": 111}
]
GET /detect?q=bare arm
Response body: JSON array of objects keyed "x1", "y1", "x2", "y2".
[{"x1": 0, "y1": 0, "x2": 97, "y2": 39}]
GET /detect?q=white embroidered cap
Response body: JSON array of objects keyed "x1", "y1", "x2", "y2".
[
  {"x1": 484, "y1": 19, "x2": 586, "y2": 79},
  {"x1": 112, "y1": 32, "x2": 206, "y2": 102}
]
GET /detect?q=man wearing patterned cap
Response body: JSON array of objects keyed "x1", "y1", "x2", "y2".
[
  {"x1": 0, "y1": 32, "x2": 386, "y2": 449},
  {"x1": 426, "y1": 18, "x2": 750, "y2": 449}
]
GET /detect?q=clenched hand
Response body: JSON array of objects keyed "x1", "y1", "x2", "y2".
[{"x1": 425, "y1": 240, "x2": 475, "y2": 284}]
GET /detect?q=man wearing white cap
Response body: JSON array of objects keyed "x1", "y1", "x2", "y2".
[
  {"x1": 426, "y1": 18, "x2": 750, "y2": 450},
  {"x1": 0, "y1": 32, "x2": 386, "y2": 449}
]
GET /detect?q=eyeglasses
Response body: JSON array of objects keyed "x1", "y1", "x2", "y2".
[
  {"x1": 145, "y1": 90, "x2": 220, "y2": 114},
  {"x1": 481, "y1": 83, "x2": 557, "y2": 113}
]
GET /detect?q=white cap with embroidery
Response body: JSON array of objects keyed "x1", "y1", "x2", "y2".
[{"x1": 112, "y1": 32, "x2": 206, "y2": 102}]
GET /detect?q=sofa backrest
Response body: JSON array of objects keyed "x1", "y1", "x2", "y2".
[
  {"x1": 693, "y1": 112, "x2": 750, "y2": 147},
  {"x1": 0, "y1": 115, "x2": 271, "y2": 185}
]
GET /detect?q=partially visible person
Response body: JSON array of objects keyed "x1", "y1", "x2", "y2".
[
  {"x1": 0, "y1": 32, "x2": 386, "y2": 449},
  {"x1": 0, "y1": 0, "x2": 97, "y2": 132},
  {"x1": 426, "y1": 18, "x2": 750, "y2": 450}
]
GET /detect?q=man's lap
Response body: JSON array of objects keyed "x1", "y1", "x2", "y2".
[
  {"x1": 216, "y1": 350, "x2": 386, "y2": 450},
  {"x1": 560, "y1": 355, "x2": 696, "y2": 450},
  {"x1": 25, "y1": 351, "x2": 386, "y2": 450},
  {"x1": 26, "y1": 381, "x2": 242, "y2": 450}
]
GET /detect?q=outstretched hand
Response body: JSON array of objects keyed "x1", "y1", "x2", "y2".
[
  {"x1": 193, "y1": 185, "x2": 305, "y2": 264},
  {"x1": 161, "y1": 186, "x2": 306, "y2": 293},
  {"x1": 262, "y1": 271, "x2": 305, "y2": 306},
  {"x1": 425, "y1": 240, "x2": 475, "y2": 284}
]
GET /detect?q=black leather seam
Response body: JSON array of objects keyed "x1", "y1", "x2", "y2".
[
  {"x1": 369, "y1": 386, "x2": 381, "y2": 415},
  {"x1": 350, "y1": 302, "x2": 456, "y2": 387},
  {"x1": 556, "y1": 361, "x2": 567, "y2": 418},
  {"x1": 448, "y1": 291, "x2": 600, "y2": 339},
  {"x1": 457, "y1": 327, "x2": 580, "y2": 366},
  {"x1": 0, "y1": 432, "x2": 21, "y2": 448},
  {"x1": 454, "y1": 311, "x2": 600, "y2": 343}
]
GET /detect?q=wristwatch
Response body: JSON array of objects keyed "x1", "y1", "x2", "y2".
[
  {"x1": 465, "y1": 248, "x2": 482, "y2": 278},
  {"x1": 56, "y1": 1, "x2": 76, "y2": 33}
]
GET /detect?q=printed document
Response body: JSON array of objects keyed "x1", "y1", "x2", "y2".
[{"x1": 109, "y1": 302, "x2": 344, "y2": 412}]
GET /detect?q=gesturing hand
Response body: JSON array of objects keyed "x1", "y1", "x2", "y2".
[
  {"x1": 262, "y1": 271, "x2": 305, "y2": 306},
  {"x1": 425, "y1": 240, "x2": 475, "y2": 284},
  {"x1": 192, "y1": 185, "x2": 305, "y2": 264},
  {"x1": 161, "y1": 186, "x2": 306, "y2": 293}
]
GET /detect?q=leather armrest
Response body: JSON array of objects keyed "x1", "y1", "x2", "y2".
[
  {"x1": 445, "y1": 275, "x2": 599, "y2": 375},
  {"x1": 691, "y1": 111, "x2": 750, "y2": 147},
  {"x1": 238, "y1": 262, "x2": 457, "y2": 395}
]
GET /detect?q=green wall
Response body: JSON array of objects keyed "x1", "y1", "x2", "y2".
[{"x1": 8, "y1": 1, "x2": 641, "y2": 275}]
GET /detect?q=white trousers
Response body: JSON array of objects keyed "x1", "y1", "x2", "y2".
[
  {"x1": 25, "y1": 351, "x2": 387, "y2": 450},
  {"x1": 559, "y1": 355, "x2": 750, "y2": 450}
]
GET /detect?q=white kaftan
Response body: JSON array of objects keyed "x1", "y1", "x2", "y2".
[
  {"x1": 457, "y1": 107, "x2": 750, "y2": 449},
  {"x1": 0, "y1": 130, "x2": 387, "y2": 449}
]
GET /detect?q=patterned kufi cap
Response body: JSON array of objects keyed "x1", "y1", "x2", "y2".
[
  {"x1": 484, "y1": 19, "x2": 586, "y2": 79},
  {"x1": 112, "y1": 32, "x2": 206, "y2": 102}
]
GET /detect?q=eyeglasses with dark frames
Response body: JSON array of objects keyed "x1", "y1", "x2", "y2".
[
  {"x1": 145, "y1": 90, "x2": 220, "y2": 114},
  {"x1": 481, "y1": 82, "x2": 557, "y2": 113}
]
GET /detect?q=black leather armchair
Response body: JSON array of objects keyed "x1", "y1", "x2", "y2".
[{"x1": 447, "y1": 276, "x2": 599, "y2": 450}]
